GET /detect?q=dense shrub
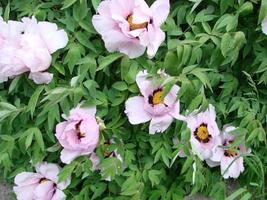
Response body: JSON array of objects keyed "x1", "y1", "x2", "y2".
[{"x1": 0, "y1": 0, "x2": 266, "y2": 199}]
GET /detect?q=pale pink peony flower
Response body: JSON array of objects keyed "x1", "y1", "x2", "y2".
[
  {"x1": 262, "y1": 16, "x2": 267, "y2": 35},
  {"x1": 92, "y1": 0, "x2": 170, "y2": 58},
  {"x1": 184, "y1": 104, "x2": 223, "y2": 165},
  {"x1": 219, "y1": 126, "x2": 247, "y2": 179},
  {"x1": 125, "y1": 70, "x2": 183, "y2": 134},
  {"x1": 0, "y1": 16, "x2": 68, "y2": 84},
  {"x1": 56, "y1": 106, "x2": 100, "y2": 164},
  {"x1": 13, "y1": 162, "x2": 70, "y2": 200}
]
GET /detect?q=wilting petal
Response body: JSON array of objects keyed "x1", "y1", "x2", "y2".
[
  {"x1": 28, "y1": 72, "x2": 53, "y2": 84},
  {"x1": 149, "y1": 114, "x2": 173, "y2": 134},
  {"x1": 125, "y1": 96, "x2": 152, "y2": 124},
  {"x1": 90, "y1": 153, "x2": 100, "y2": 171},
  {"x1": 146, "y1": 25, "x2": 165, "y2": 58},
  {"x1": 151, "y1": 0, "x2": 170, "y2": 26}
]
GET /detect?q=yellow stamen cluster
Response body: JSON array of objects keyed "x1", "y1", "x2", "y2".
[
  {"x1": 152, "y1": 90, "x2": 164, "y2": 105},
  {"x1": 127, "y1": 15, "x2": 148, "y2": 31},
  {"x1": 196, "y1": 125, "x2": 209, "y2": 141}
]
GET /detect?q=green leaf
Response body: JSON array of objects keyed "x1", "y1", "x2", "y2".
[
  {"x1": 259, "y1": 0, "x2": 267, "y2": 23},
  {"x1": 34, "y1": 128, "x2": 45, "y2": 151},
  {"x1": 28, "y1": 86, "x2": 44, "y2": 117},
  {"x1": 61, "y1": 0, "x2": 78, "y2": 9},
  {"x1": 97, "y1": 53, "x2": 123, "y2": 71},
  {"x1": 112, "y1": 81, "x2": 128, "y2": 91}
]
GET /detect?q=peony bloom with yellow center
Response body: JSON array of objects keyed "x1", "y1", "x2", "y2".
[
  {"x1": 184, "y1": 104, "x2": 222, "y2": 166},
  {"x1": 125, "y1": 70, "x2": 184, "y2": 134},
  {"x1": 219, "y1": 126, "x2": 248, "y2": 179},
  {"x1": 92, "y1": 0, "x2": 170, "y2": 58}
]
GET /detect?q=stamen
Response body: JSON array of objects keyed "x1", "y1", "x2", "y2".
[
  {"x1": 194, "y1": 123, "x2": 211, "y2": 143},
  {"x1": 148, "y1": 88, "x2": 164, "y2": 105},
  {"x1": 224, "y1": 140, "x2": 238, "y2": 157},
  {"x1": 39, "y1": 178, "x2": 48, "y2": 184},
  {"x1": 127, "y1": 15, "x2": 148, "y2": 31},
  {"x1": 76, "y1": 121, "x2": 86, "y2": 139}
]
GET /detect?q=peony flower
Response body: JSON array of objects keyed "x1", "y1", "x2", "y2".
[
  {"x1": 125, "y1": 70, "x2": 183, "y2": 134},
  {"x1": 262, "y1": 16, "x2": 267, "y2": 35},
  {"x1": 0, "y1": 16, "x2": 68, "y2": 84},
  {"x1": 92, "y1": 0, "x2": 170, "y2": 58},
  {"x1": 13, "y1": 162, "x2": 70, "y2": 200},
  {"x1": 184, "y1": 104, "x2": 222, "y2": 165},
  {"x1": 56, "y1": 106, "x2": 100, "y2": 164},
  {"x1": 219, "y1": 126, "x2": 247, "y2": 179}
]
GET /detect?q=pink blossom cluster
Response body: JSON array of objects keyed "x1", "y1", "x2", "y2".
[{"x1": 0, "y1": 17, "x2": 68, "y2": 84}]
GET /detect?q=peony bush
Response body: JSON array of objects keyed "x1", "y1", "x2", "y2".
[{"x1": 0, "y1": 0, "x2": 267, "y2": 199}]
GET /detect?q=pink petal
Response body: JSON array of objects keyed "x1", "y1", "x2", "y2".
[
  {"x1": 150, "y1": 0, "x2": 170, "y2": 26},
  {"x1": 125, "y1": 96, "x2": 152, "y2": 124},
  {"x1": 38, "y1": 22, "x2": 68, "y2": 54},
  {"x1": 55, "y1": 121, "x2": 68, "y2": 139},
  {"x1": 13, "y1": 184, "x2": 38, "y2": 200},
  {"x1": 28, "y1": 72, "x2": 53, "y2": 84},
  {"x1": 69, "y1": 106, "x2": 97, "y2": 119},
  {"x1": 60, "y1": 149, "x2": 83, "y2": 164},
  {"x1": 149, "y1": 114, "x2": 173, "y2": 134},
  {"x1": 146, "y1": 25, "x2": 165, "y2": 58},
  {"x1": 18, "y1": 46, "x2": 52, "y2": 72},
  {"x1": 135, "y1": 70, "x2": 154, "y2": 96},
  {"x1": 110, "y1": 0, "x2": 135, "y2": 18},
  {"x1": 221, "y1": 156, "x2": 244, "y2": 179},
  {"x1": 103, "y1": 30, "x2": 146, "y2": 58},
  {"x1": 14, "y1": 172, "x2": 41, "y2": 186},
  {"x1": 33, "y1": 181, "x2": 55, "y2": 200},
  {"x1": 205, "y1": 159, "x2": 220, "y2": 167},
  {"x1": 169, "y1": 102, "x2": 185, "y2": 120},
  {"x1": 92, "y1": 15, "x2": 116, "y2": 36},
  {"x1": 35, "y1": 162, "x2": 60, "y2": 183}
]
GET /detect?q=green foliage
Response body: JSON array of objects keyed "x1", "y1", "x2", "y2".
[{"x1": 0, "y1": 0, "x2": 267, "y2": 200}]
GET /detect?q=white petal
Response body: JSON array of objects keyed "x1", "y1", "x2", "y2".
[{"x1": 149, "y1": 114, "x2": 173, "y2": 134}]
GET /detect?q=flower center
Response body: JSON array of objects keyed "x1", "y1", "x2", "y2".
[
  {"x1": 127, "y1": 15, "x2": 148, "y2": 31},
  {"x1": 224, "y1": 148, "x2": 238, "y2": 157},
  {"x1": 76, "y1": 121, "x2": 85, "y2": 139},
  {"x1": 39, "y1": 178, "x2": 48, "y2": 184},
  {"x1": 148, "y1": 89, "x2": 164, "y2": 105},
  {"x1": 194, "y1": 123, "x2": 211, "y2": 143},
  {"x1": 223, "y1": 140, "x2": 239, "y2": 157}
]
